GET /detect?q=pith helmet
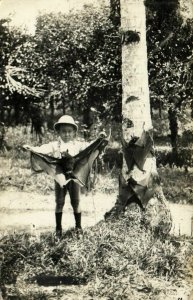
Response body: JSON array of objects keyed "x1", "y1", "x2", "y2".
[{"x1": 54, "y1": 115, "x2": 78, "y2": 131}]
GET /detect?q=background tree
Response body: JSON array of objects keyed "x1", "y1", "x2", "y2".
[
  {"x1": 106, "y1": 0, "x2": 172, "y2": 234},
  {"x1": 0, "y1": 19, "x2": 29, "y2": 124},
  {"x1": 3, "y1": 5, "x2": 122, "y2": 135},
  {"x1": 146, "y1": 0, "x2": 193, "y2": 153}
]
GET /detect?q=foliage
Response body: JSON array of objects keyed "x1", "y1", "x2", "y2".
[
  {"x1": 146, "y1": 1, "x2": 193, "y2": 150},
  {"x1": 0, "y1": 19, "x2": 29, "y2": 122},
  {"x1": 1, "y1": 5, "x2": 121, "y2": 127},
  {"x1": 185, "y1": 249, "x2": 193, "y2": 285},
  {"x1": 156, "y1": 148, "x2": 193, "y2": 169},
  {"x1": 0, "y1": 19, "x2": 27, "y2": 76},
  {"x1": 155, "y1": 145, "x2": 193, "y2": 204},
  {"x1": 181, "y1": 129, "x2": 193, "y2": 146},
  {"x1": 158, "y1": 166, "x2": 193, "y2": 204}
]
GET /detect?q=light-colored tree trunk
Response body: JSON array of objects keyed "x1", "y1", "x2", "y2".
[
  {"x1": 107, "y1": 0, "x2": 172, "y2": 234},
  {"x1": 179, "y1": 0, "x2": 193, "y2": 20},
  {"x1": 121, "y1": 0, "x2": 151, "y2": 139},
  {"x1": 122, "y1": 0, "x2": 172, "y2": 233}
]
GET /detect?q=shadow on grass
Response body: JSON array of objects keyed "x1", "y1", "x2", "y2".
[{"x1": 33, "y1": 275, "x2": 87, "y2": 286}]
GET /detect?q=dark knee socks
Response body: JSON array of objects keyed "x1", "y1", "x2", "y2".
[
  {"x1": 74, "y1": 212, "x2": 82, "y2": 229},
  {"x1": 56, "y1": 212, "x2": 81, "y2": 231},
  {"x1": 55, "y1": 212, "x2": 62, "y2": 230}
]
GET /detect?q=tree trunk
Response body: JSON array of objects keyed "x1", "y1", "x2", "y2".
[
  {"x1": 110, "y1": 0, "x2": 121, "y2": 28},
  {"x1": 121, "y1": 0, "x2": 151, "y2": 138},
  {"x1": 107, "y1": 0, "x2": 172, "y2": 235},
  {"x1": 48, "y1": 97, "x2": 55, "y2": 129},
  {"x1": 168, "y1": 107, "x2": 178, "y2": 153},
  {"x1": 50, "y1": 98, "x2": 55, "y2": 119},
  {"x1": 179, "y1": 0, "x2": 193, "y2": 20}
]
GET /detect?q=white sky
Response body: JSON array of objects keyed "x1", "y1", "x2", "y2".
[{"x1": 0, "y1": 0, "x2": 108, "y2": 34}]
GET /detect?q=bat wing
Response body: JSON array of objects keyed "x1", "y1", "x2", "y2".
[
  {"x1": 73, "y1": 137, "x2": 108, "y2": 187},
  {"x1": 130, "y1": 171, "x2": 160, "y2": 208},
  {"x1": 122, "y1": 130, "x2": 153, "y2": 172},
  {"x1": 133, "y1": 130, "x2": 154, "y2": 171},
  {"x1": 120, "y1": 154, "x2": 160, "y2": 209},
  {"x1": 122, "y1": 138, "x2": 135, "y2": 172},
  {"x1": 30, "y1": 151, "x2": 70, "y2": 187},
  {"x1": 30, "y1": 151, "x2": 59, "y2": 172},
  {"x1": 28, "y1": 137, "x2": 108, "y2": 188}
]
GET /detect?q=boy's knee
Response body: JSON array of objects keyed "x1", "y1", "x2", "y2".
[
  {"x1": 55, "y1": 205, "x2": 63, "y2": 213},
  {"x1": 71, "y1": 199, "x2": 81, "y2": 213},
  {"x1": 55, "y1": 199, "x2": 65, "y2": 213},
  {"x1": 74, "y1": 208, "x2": 81, "y2": 213}
]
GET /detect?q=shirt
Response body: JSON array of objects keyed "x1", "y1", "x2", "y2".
[{"x1": 30, "y1": 137, "x2": 88, "y2": 158}]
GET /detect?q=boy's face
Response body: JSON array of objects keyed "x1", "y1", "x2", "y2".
[{"x1": 58, "y1": 124, "x2": 76, "y2": 142}]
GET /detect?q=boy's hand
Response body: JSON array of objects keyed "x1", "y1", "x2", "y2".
[
  {"x1": 22, "y1": 144, "x2": 32, "y2": 150},
  {"x1": 98, "y1": 131, "x2": 107, "y2": 138}
]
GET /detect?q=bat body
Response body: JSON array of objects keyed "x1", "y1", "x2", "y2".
[{"x1": 120, "y1": 130, "x2": 160, "y2": 210}]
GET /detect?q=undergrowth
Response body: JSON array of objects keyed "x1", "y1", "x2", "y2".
[
  {"x1": 0, "y1": 209, "x2": 192, "y2": 299},
  {"x1": 159, "y1": 166, "x2": 193, "y2": 204}
]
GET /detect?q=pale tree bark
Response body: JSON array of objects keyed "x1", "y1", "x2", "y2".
[
  {"x1": 107, "y1": 0, "x2": 172, "y2": 235},
  {"x1": 179, "y1": 0, "x2": 193, "y2": 20},
  {"x1": 121, "y1": 0, "x2": 151, "y2": 137}
]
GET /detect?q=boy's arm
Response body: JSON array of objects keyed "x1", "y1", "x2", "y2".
[
  {"x1": 77, "y1": 133, "x2": 108, "y2": 156},
  {"x1": 79, "y1": 131, "x2": 107, "y2": 151},
  {"x1": 80, "y1": 131, "x2": 107, "y2": 151},
  {"x1": 23, "y1": 143, "x2": 55, "y2": 155}
]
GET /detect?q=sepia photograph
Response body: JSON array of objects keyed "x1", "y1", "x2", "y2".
[{"x1": 0, "y1": 0, "x2": 193, "y2": 299}]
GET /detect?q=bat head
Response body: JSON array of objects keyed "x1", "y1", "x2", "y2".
[{"x1": 60, "y1": 151, "x2": 75, "y2": 173}]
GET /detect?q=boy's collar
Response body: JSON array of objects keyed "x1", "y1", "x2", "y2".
[{"x1": 59, "y1": 137, "x2": 74, "y2": 144}]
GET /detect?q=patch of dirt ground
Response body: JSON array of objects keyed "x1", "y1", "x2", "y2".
[
  {"x1": 0, "y1": 190, "x2": 116, "y2": 234},
  {"x1": 1, "y1": 190, "x2": 193, "y2": 236}
]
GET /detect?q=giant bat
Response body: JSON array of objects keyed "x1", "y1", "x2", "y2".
[
  {"x1": 122, "y1": 129, "x2": 154, "y2": 172},
  {"x1": 29, "y1": 137, "x2": 108, "y2": 188},
  {"x1": 120, "y1": 130, "x2": 160, "y2": 210}
]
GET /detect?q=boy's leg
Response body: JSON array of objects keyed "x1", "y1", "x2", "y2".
[
  {"x1": 68, "y1": 181, "x2": 82, "y2": 229},
  {"x1": 55, "y1": 181, "x2": 67, "y2": 235}
]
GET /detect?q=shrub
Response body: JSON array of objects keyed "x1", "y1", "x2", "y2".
[{"x1": 155, "y1": 148, "x2": 193, "y2": 168}]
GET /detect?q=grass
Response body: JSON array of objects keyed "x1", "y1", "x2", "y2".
[
  {"x1": 159, "y1": 166, "x2": 193, "y2": 204},
  {"x1": 1, "y1": 208, "x2": 192, "y2": 299}
]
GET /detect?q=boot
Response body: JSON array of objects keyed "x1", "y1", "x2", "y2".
[
  {"x1": 74, "y1": 212, "x2": 82, "y2": 229},
  {"x1": 55, "y1": 212, "x2": 62, "y2": 237}
]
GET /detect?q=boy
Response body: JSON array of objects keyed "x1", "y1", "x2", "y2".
[{"x1": 24, "y1": 115, "x2": 105, "y2": 236}]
